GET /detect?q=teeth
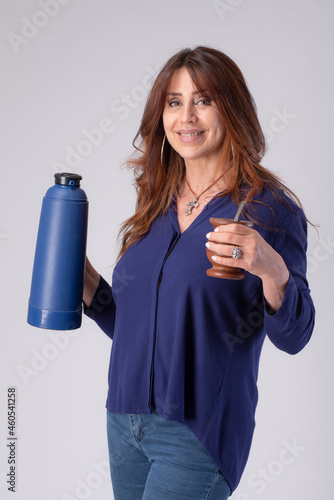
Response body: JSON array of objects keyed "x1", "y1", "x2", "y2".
[{"x1": 179, "y1": 131, "x2": 203, "y2": 137}]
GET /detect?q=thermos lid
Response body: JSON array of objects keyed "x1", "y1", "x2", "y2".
[{"x1": 54, "y1": 173, "x2": 82, "y2": 187}]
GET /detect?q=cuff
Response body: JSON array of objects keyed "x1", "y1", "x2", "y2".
[{"x1": 263, "y1": 274, "x2": 314, "y2": 354}]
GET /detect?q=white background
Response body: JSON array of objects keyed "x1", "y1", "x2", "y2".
[{"x1": 1, "y1": 1, "x2": 333, "y2": 499}]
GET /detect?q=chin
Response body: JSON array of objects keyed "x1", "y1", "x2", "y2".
[{"x1": 174, "y1": 147, "x2": 203, "y2": 161}]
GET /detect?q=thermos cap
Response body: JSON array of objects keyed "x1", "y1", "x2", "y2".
[{"x1": 54, "y1": 172, "x2": 82, "y2": 187}]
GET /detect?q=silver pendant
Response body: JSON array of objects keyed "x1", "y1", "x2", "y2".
[{"x1": 185, "y1": 197, "x2": 199, "y2": 215}]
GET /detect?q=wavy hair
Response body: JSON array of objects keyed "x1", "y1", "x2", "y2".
[{"x1": 118, "y1": 46, "x2": 305, "y2": 258}]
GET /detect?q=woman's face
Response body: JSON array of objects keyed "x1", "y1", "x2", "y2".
[{"x1": 162, "y1": 67, "x2": 225, "y2": 168}]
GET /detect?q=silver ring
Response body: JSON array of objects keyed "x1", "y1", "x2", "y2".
[{"x1": 231, "y1": 247, "x2": 242, "y2": 259}]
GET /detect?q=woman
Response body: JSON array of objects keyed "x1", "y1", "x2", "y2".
[{"x1": 83, "y1": 46, "x2": 315, "y2": 499}]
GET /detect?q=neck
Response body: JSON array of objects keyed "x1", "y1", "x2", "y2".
[{"x1": 181, "y1": 166, "x2": 226, "y2": 198}]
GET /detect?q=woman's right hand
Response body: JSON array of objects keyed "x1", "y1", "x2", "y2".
[{"x1": 83, "y1": 257, "x2": 100, "y2": 307}]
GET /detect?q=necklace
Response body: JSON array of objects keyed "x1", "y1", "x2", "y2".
[{"x1": 184, "y1": 174, "x2": 225, "y2": 215}]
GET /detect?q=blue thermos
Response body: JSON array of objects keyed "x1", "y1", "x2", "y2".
[{"x1": 27, "y1": 173, "x2": 88, "y2": 330}]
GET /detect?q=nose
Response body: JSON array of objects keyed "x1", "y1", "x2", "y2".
[{"x1": 180, "y1": 102, "x2": 197, "y2": 123}]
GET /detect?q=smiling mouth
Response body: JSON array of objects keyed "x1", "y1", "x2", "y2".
[{"x1": 178, "y1": 131, "x2": 204, "y2": 137}]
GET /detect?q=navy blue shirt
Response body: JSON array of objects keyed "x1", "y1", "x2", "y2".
[{"x1": 85, "y1": 187, "x2": 315, "y2": 492}]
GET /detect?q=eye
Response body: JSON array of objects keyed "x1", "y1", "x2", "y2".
[
  {"x1": 195, "y1": 98, "x2": 212, "y2": 106},
  {"x1": 167, "y1": 99, "x2": 181, "y2": 107}
]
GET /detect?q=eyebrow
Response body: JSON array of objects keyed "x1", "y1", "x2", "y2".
[{"x1": 166, "y1": 91, "x2": 203, "y2": 96}]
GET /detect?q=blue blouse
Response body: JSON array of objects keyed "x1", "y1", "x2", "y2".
[{"x1": 85, "y1": 187, "x2": 315, "y2": 492}]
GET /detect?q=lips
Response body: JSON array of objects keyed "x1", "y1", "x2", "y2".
[{"x1": 177, "y1": 130, "x2": 205, "y2": 137}]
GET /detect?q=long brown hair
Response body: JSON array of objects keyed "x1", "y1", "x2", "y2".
[{"x1": 118, "y1": 46, "x2": 305, "y2": 258}]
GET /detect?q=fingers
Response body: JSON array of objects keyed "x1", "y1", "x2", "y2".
[
  {"x1": 206, "y1": 223, "x2": 254, "y2": 247},
  {"x1": 206, "y1": 240, "x2": 245, "y2": 259},
  {"x1": 206, "y1": 230, "x2": 242, "y2": 248},
  {"x1": 205, "y1": 224, "x2": 255, "y2": 269},
  {"x1": 213, "y1": 222, "x2": 253, "y2": 236},
  {"x1": 210, "y1": 253, "x2": 242, "y2": 267}
]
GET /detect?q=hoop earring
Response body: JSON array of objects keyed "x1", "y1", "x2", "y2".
[{"x1": 161, "y1": 135, "x2": 166, "y2": 166}]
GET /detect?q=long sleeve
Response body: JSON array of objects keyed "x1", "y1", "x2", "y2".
[
  {"x1": 263, "y1": 209, "x2": 315, "y2": 354},
  {"x1": 84, "y1": 190, "x2": 315, "y2": 493},
  {"x1": 84, "y1": 275, "x2": 116, "y2": 340}
]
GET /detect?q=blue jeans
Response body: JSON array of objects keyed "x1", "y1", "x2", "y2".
[{"x1": 106, "y1": 411, "x2": 231, "y2": 500}]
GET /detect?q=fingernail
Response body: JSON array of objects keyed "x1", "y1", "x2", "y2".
[
  {"x1": 212, "y1": 255, "x2": 218, "y2": 261},
  {"x1": 206, "y1": 232, "x2": 211, "y2": 239},
  {"x1": 214, "y1": 228, "x2": 219, "y2": 232},
  {"x1": 205, "y1": 242, "x2": 211, "y2": 248}
]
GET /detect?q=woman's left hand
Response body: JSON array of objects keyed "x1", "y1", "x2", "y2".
[{"x1": 206, "y1": 223, "x2": 290, "y2": 312}]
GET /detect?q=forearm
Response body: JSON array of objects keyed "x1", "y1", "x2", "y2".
[
  {"x1": 261, "y1": 208, "x2": 315, "y2": 354},
  {"x1": 83, "y1": 257, "x2": 100, "y2": 307},
  {"x1": 263, "y1": 273, "x2": 315, "y2": 354},
  {"x1": 261, "y1": 255, "x2": 290, "y2": 313},
  {"x1": 83, "y1": 273, "x2": 116, "y2": 340}
]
